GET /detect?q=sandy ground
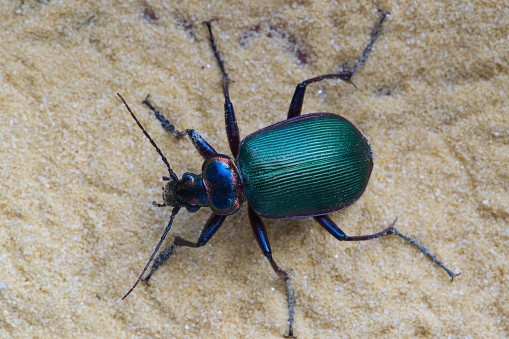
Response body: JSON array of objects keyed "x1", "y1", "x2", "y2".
[{"x1": 1, "y1": 1, "x2": 508, "y2": 338}]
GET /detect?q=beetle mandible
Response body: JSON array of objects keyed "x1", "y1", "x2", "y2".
[{"x1": 118, "y1": 11, "x2": 459, "y2": 338}]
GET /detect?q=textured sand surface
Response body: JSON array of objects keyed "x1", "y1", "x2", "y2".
[{"x1": 1, "y1": 1, "x2": 507, "y2": 338}]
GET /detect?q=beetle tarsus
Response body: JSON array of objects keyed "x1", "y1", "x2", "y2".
[
  {"x1": 283, "y1": 276, "x2": 296, "y2": 338},
  {"x1": 143, "y1": 98, "x2": 218, "y2": 158},
  {"x1": 204, "y1": 19, "x2": 241, "y2": 157},
  {"x1": 351, "y1": 218, "x2": 461, "y2": 281},
  {"x1": 203, "y1": 20, "x2": 229, "y2": 85},
  {"x1": 143, "y1": 95, "x2": 188, "y2": 140},
  {"x1": 351, "y1": 10, "x2": 390, "y2": 75},
  {"x1": 153, "y1": 201, "x2": 168, "y2": 208},
  {"x1": 286, "y1": 11, "x2": 389, "y2": 119},
  {"x1": 122, "y1": 205, "x2": 181, "y2": 300},
  {"x1": 270, "y1": 264, "x2": 296, "y2": 338},
  {"x1": 142, "y1": 243, "x2": 176, "y2": 285},
  {"x1": 390, "y1": 227, "x2": 461, "y2": 281}
]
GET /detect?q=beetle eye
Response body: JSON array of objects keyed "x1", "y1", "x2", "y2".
[
  {"x1": 182, "y1": 172, "x2": 196, "y2": 181},
  {"x1": 186, "y1": 205, "x2": 200, "y2": 213}
]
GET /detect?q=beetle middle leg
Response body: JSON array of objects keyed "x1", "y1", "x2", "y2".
[
  {"x1": 248, "y1": 205, "x2": 296, "y2": 338},
  {"x1": 205, "y1": 21, "x2": 297, "y2": 337},
  {"x1": 204, "y1": 20, "x2": 241, "y2": 158},
  {"x1": 314, "y1": 215, "x2": 460, "y2": 281},
  {"x1": 287, "y1": 10, "x2": 389, "y2": 119}
]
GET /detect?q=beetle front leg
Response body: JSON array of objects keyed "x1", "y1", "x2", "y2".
[
  {"x1": 314, "y1": 215, "x2": 460, "y2": 281},
  {"x1": 142, "y1": 213, "x2": 226, "y2": 284},
  {"x1": 142, "y1": 96, "x2": 217, "y2": 159},
  {"x1": 204, "y1": 20, "x2": 241, "y2": 158},
  {"x1": 248, "y1": 205, "x2": 296, "y2": 338},
  {"x1": 287, "y1": 10, "x2": 389, "y2": 119}
]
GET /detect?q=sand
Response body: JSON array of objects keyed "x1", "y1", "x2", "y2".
[{"x1": 1, "y1": 1, "x2": 507, "y2": 338}]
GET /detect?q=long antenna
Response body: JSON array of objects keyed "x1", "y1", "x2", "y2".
[
  {"x1": 122, "y1": 205, "x2": 181, "y2": 299},
  {"x1": 117, "y1": 93, "x2": 178, "y2": 182}
]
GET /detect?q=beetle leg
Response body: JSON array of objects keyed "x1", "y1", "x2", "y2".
[
  {"x1": 287, "y1": 73, "x2": 353, "y2": 119},
  {"x1": 287, "y1": 10, "x2": 389, "y2": 119},
  {"x1": 142, "y1": 213, "x2": 227, "y2": 284},
  {"x1": 248, "y1": 205, "x2": 296, "y2": 338},
  {"x1": 314, "y1": 215, "x2": 460, "y2": 281},
  {"x1": 142, "y1": 95, "x2": 217, "y2": 159},
  {"x1": 204, "y1": 20, "x2": 241, "y2": 158}
]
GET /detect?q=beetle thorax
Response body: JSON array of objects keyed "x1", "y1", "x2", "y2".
[{"x1": 201, "y1": 155, "x2": 245, "y2": 215}]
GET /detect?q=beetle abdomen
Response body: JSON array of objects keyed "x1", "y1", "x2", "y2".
[{"x1": 237, "y1": 113, "x2": 373, "y2": 218}]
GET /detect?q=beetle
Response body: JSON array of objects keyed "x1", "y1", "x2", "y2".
[{"x1": 118, "y1": 11, "x2": 459, "y2": 337}]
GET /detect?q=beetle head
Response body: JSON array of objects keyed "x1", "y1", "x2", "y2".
[{"x1": 160, "y1": 172, "x2": 202, "y2": 213}]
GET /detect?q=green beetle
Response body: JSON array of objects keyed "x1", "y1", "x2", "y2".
[{"x1": 119, "y1": 11, "x2": 458, "y2": 338}]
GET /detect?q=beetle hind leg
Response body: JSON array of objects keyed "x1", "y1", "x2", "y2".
[
  {"x1": 314, "y1": 215, "x2": 460, "y2": 281},
  {"x1": 287, "y1": 10, "x2": 390, "y2": 119},
  {"x1": 248, "y1": 205, "x2": 296, "y2": 338}
]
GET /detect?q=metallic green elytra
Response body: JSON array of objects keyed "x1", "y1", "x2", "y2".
[{"x1": 237, "y1": 113, "x2": 373, "y2": 218}]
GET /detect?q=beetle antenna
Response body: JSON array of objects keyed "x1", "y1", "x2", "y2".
[
  {"x1": 123, "y1": 205, "x2": 181, "y2": 299},
  {"x1": 117, "y1": 93, "x2": 178, "y2": 182}
]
